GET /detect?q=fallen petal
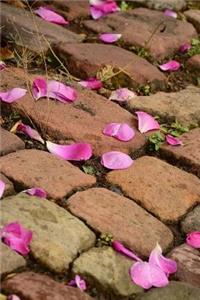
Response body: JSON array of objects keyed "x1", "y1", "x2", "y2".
[
  {"x1": 164, "y1": 9, "x2": 177, "y2": 18},
  {"x1": 35, "y1": 7, "x2": 69, "y2": 25},
  {"x1": 103, "y1": 123, "x2": 135, "y2": 141},
  {"x1": 8, "y1": 296, "x2": 21, "y2": 300},
  {"x1": 112, "y1": 240, "x2": 142, "y2": 261},
  {"x1": 136, "y1": 111, "x2": 160, "y2": 133},
  {"x1": 0, "y1": 61, "x2": 6, "y2": 71},
  {"x1": 0, "y1": 179, "x2": 5, "y2": 199},
  {"x1": 0, "y1": 88, "x2": 27, "y2": 103},
  {"x1": 32, "y1": 78, "x2": 47, "y2": 100},
  {"x1": 109, "y1": 88, "x2": 136, "y2": 102},
  {"x1": 47, "y1": 80, "x2": 77, "y2": 103},
  {"x1": 166, "y1": 134, "x2": 182, "y2": 146},
  {"x1": 159, "y1": 60, "x2": 181, "y2": 71},
  {"x1": 178, "y1": 43, "x2": 191, "y2": 54},
  {"x1": 17, "y1": 123, "x2": 44, "y2": 144},
  {"x1": 90, "y1": 6, "x2": 104, "y2": 19},
  {"x1": 186, "y1": 231, "x2": 200, "y2": 249},
  {"x1": 75, "y1": 275, "x2": 87, "y2": 291},
  {"x1": 90, "y1": 0, "x2": 120, "y2": 19},
  {"x1": 24, "y1": 187, "x2": 47, "y2": 198},
  {"x1": 46, "y1": 141, "x2": 92, "y2": 161},
  {"x1": 79, "y1": 78, "x2": 102, "y2": 90},
  {"x1": 101, "y1": 151, "x2": 133, "y2": 169},
  {"x1": 99, "y1": 33, "x2": 121, "y2": 43}
]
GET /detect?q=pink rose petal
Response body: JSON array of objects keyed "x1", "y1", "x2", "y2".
[
  {"x1": 166, "y1": 134, "x2": 182, "y2": 146},
  {"x1": 109, "y1": 88, "x2": 136, "y2": 102},
  {"x1": 0, "y1": 179, "x2": 5, "y2": 199},
  {"x1": 79, "y1": 78, "x2": 102, "y2": 90},
  {"x1": 90, "y1": 6, "x2": 104, "y2": 19},
  {"x1": 32, "y1": 78, "x2": 47, "y2": 100},
  {"x1": 164, "y1": 9, "x2": 177, "y2": 18},
  {"x1": 35, "y1": 7, "x2": 69, "y2": 25},
  {"x1": 130, "y1": 261, "x2": 169, "y2": 289},
  {"x1": 0, "y1": 88, "x2": 27, "y2": 103},
  {"x1": 149, "y1": 243, "x2": 177, "y2": 276},
  {"x1": 47, "y1": 80, "x2": 77, "y2": 103},
  {"x1": 112, "y1": 240, "x2": 142, "y2": 261},
  {"x1": 159, "y1": 60, "x2": 181, "y2": 71},
  {"x1": 0, "y1": 61, "x2": 6, "y2": 71},
  {"x1": 90, "y1": 0, "x2": 120, "y2": 19},
  {"x1": 99, "y1": 33, "x2": 121, "y2": 43},
  {"x1": 17, "y1": 123, "x2": 44, "y2": 144},
  {"x1": 24, "y1": 187, "x2": 47, "y2": 198},
  {"x1": 186, "y1": 231, "x2": 200, "y2": 249},
  {"x1": 46, "y1": 141, "x2": 92, "y2": 161},
  {"x1": 68, "y1": 275, "x2": 87, "y2": 291},
  {"x1": 101, "y1": 151, "x2": 133, "y2": 170},
  {"x1": 178, "y1": 43, "x2": 191, "y2": 54},
  {"x1": 103, "y1": 123, "x2": 135, "y2": 141},
  {"x1": 136, "y1": 111, "x2": 160, "y2": 133},
  {"x1": 8, "y1": 295, "x2": 21, "y2": 300}
]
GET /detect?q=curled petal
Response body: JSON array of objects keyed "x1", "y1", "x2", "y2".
[
  {"x1": 186, "y1": 231, "x2": 200, "y2": 249},
  {"x1": 101, "y1": 151, "x2": 133, "y2": 170},
  {"x1": 159, "y1": 60, "x2": 181, "y2": 71},
  {"x1": 17, "y1": 123, "x2": 44, "y2": 144},
  {"x1": 109, "y1": 88, "x2": 136, "y2": 102},
  {"x1": 178, "y1": 43, "x2": 191, "y2": 54},
  {"x1": 47, "y1": 80, "x2": 77, "y2": 103},
  {"x1": 103, "y1": 123, "x2": 135, "y2": 141},
  {"x1": 164, "y1": 9, "x2": 177, "y2": 18},
  {"x1": 166, "y1": 134, "x2": 182, "y2": 146},
  {"x1": 99, "y1": 33, "x2": 121, "y2": 43},
  {"x1": 32, "y1": 78, "x2": 47, "y2": 100},
  {"x1": 136, "y1": 111, "x2": 160, "y2": 133},
  {"x1": 0, "y1": 61, "x2": 6, "y2": 71},
  {"x1": 79, "y1": 78, "x2": 102, "y2": 90},
  {"x1": 0, "y1": 179, "x2": 5, "y2": 199},
  {"x1": 90, "y1": 0, "x2": 120, "y2": 19},
  {"x1": 24, "y1": 187, "x2": 47, "y2": 198},
  {"x1": 46, "y1": 141, "x2": 92, "y2": 161},
  {"x1": 90, "y1": 6, "x2": 104, "y2": 19},
  {"x1": 35, "y1": 7, "x2": 69, "y2": 25},
  {"x1": 68, "y1": 275, "x2": 87, "y2": 291},
  {"x1": 112, "y1": 240, "x2": 141, "y2": 261},
  {"x1": 130, "y1": 261, "x2": 169, "y2": 289},
  {"x1": 0, "y1": 88, "x2": 27, "y2": 103}
]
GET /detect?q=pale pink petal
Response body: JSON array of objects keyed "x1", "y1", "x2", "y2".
[
  {"x1": 8, "y1": 295, "x2": 21, "y2": 300},
  {"x1": 89, "y1": 0, "x2": 103, "y2": 5},
  {"x1": 17, "y1": 123, "x2": 44, "y2": 144},
  {"x1": 47, "y1": 80, "x2": 77, "y2": 103},
  {"x1": 32, "y1": 78, "x2": 47, "y2": 100},
  {"x1": 166, "y1": 134, "x2": 182, "y2": 146},
  {"x1": 0, "y1": 61, "x2": 6, "y2": 71},
  {"x1": 136, "y1": 111, "x2": 160, "y2": 133},
  {"x1": 90, "y1": 6, "x2": 104, "y2": 19},
  {"x1": 101, "y1": 151, "x2": 133, "y2": 169},
  {"x1": 99, "y1": 33, "x2": 121, "y2": 43},
  {"x1": 112, "y1": 240, "x2": 141, "y2": 261},
  {"x1": 103, "y1": 123, "x2": 135, "y2": 141},
  {"x1": 149, "y1": 243, "x2": 177, "y2": 276},
  {"x1": 0, "y1": 179, "x2": 5, "y2": 199},
  {"x1": 75, "y1": 275, "x2": 87, "y2": 291},
  {"x1": 159, "y1": 60, "x2": 181, "y2": 71},
  {"x1": 109, "y1": 88, "x2": 136, "y2": 102},
  {"x1": 35, "y1": 7, "x2": 69, "y2": 25},
  {"x1": 186, "y1": 231, "x2": 200, "y2": 248},
  {"x1": 46, "y1": 141, "x2": 92, "y2": 161},
  {"x1": 24, "y1": 187, "x2": 47, "y2": 198},
  {"x1": 0, "y1": 88, "x2": 27, "y2": 103},
  {"x1": 164, "y1": 9, "x2": 177, "y2": 18},
  {"x1": 90, "y1": 0, "x2": 120, "y2": 19},
  {"x1": 178, "y1": 43, "x2": 191, "y2": 54},
  {"x1": 79, "y1": 78, "x2": 102, "y2": 90},
  {"x1": 130, "y1": 261, "x2": 169, "y2": 289}
]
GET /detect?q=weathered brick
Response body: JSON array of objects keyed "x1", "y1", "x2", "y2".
[
  {"x1": 52, "y1": 0, "x2": 89, "y2": 20},
  {"x1": 0, "y1": 173, "x2": 14, "y2": 197},
  {"x1": 181, "y1": 205, "x2": 200, "y2": 233},
  {"x1": 131, "y1": 0, "x2": 187, "y2": 10},
  {"x1": 185, "y1": 10, "x2": 200, "y2": 32},
  {"x1": 0, "y1": 127, "x2": 25, "y2": 156},
  {"x1": 186, "y1": 54, "x2": 200, "y2": 71}
]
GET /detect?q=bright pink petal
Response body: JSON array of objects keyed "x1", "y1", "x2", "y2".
[
  {"x1": 90, "y1": 0, "x2": 120, "y2": 19},
  {"x1": 46, "y1": 141, "x2": 92, "y2": 161},
  {"x1": 32, "y1": 78, "x2": 47, "y2": 100},
  {"x1": 68, "y1": 279, "x2": 76, "y2": 286},
  {"x1": 149, "y1": 243, "x2": 177, "y2": 276},
  {"x1": 47, "y1": 80, "x2": 77, "y2": 103},
  {"x1": 136, "y1": 111, "x2": 160, "y2": 133},
  {"x1": 164, "y1": 9, "x2": 177, "y2": 18},
  {"x1": 75, "y1": 275, "x2": 87, "y2": 291},
  {"x1": 0, "y1": 61, "x2": 6, "y2": 71},
  {"x1": 24, "y1": 187, "x2": 47, "y2": 198},
  {"x1": 166, "y1": 134, "x2": 182, "y2": 146},
  {"x1": 109, "y1": 88, "x2": 136, "y2": 102},
  {"x1": 0, "y1": 179, "x2": 5, "y2": 199},
  {"x1": 112, "y1": 240, "x2": 141, "y2": 261},
  {"x1": 186, "y1": 231, "x2": 200, "y2": 248},
  {"x1": 35, "y1": 7, "x2": 69, "y2": 25},
  {"x1": 8, "y1": 295, "x2": 21, "y2": 300},
  {"x1": 103, "y1": 123, "x2": 135, "y2": 141},
  {"x1": 90, "y1": 6, "x2": 104, "y2": 19},
  {"x1": 159, "y1": 60, "x2": 181, "y2": 71},
  {"x1": 17, "y1": 123, "x2": 44, "y2": 144},
  {"x1": 101, "y1": 151, "x2": 133, "y2": 170},
  {"x1": 130, "y1": 261, "x2": 169, "y2": 289},
  {"x1": 178, "y1": 43, "x2": 191, "y2": 54},
  {"x1": 0, "y1": 88, "x2": 27, "y2": 103},
  {"x1": 79, "y1": 78, "x2": 102, "y2": 90},
  {"x1": 99, "y1": 33, "x2": 121, "y2": 43}
]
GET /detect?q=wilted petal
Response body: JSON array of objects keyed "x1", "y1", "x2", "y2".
[
  {"x1": 75, "y1": 275, "x2": 87, "y2": 291},
  {"x1": 164, "y1": 9, "x2": 177, "y2": 18},
  {"x1": 166, "y1": 134, "x2": 182, "y2": 146},
  {"x1": 35, "y1": 7, "x2": 69, "y2": 25},
  {"x1": 47, "y1": 80, "x2": 77, "y2": 103},
  {"x1": 186, "y1": 231, "x2": 200, "y2": 249},
  {"x1": 47, "y1": 141, "x2": 92, "y2": 161},
  {"x1": 24, "y1": 187, "x2": 47, "y2": 198},
  {"x1": 103, "y1": 123, "x2": 135, "y2": 141},
  {"x1": 130, "y1": 261, "x2": 169, "y2": 289},
  {"x1": 0, "y1": 88, "x2": 27, "y2": 103},
  {"x1": 178, "y1": 43, "x2": 191, "y2": 54},
  {"x1": 101, "y1": 151, "x2": 133, "y2": 169},
  {"x1": 149, "y1": 243, "x2": 177, "y2": 276},
  {"x1": 136, "y1": 111, "x2": 160, "y2": 133},
  {"x1": 0, "y1": 61, "x2": 6, "y2": 71},
  {"x1": 17, "y1": 123, "x2": 44, "y2": 144},
  {"x1": 0, "y1": 179, "x2": 5, "y2": 199},
  {"x1": 159, "y1": 60, "x2": 181, "y2": 71},
  {"x1": 109, "y1": 88, "x2": 136, "y2": 102},
  {"x1": 32, "y1": 78, "x2": 47, "y2": 100},
  {"x1": 99, "y1": 33, "x2": 121, "y2": 43},
  {"x1": 79, "y1": 78, "x2": 102, "y2": 90},
  {"x1": 112, "y1": 240, "x2": 141, "y2": 261}
]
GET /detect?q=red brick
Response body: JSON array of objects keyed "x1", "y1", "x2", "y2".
[{"x1": 0, "y1": 127, "x2": 25, "y2": 156}]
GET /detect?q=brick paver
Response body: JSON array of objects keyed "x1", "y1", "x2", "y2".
[
  {"x1": 0, "y1": 173, "x2": 14, "y2": 198},
  {"x1": 186, "y1": 54, "x2": 200, "y2": 71},
  {"x1": 131, "y1": 0, "x2": 187, "y2": 10},
  {"x1": 52, "y1": 0, "x2": 89, "y2": 20},
  {"x1": 0, "y1": 127, "x2": 25, "y2": 156},
  {"x1": 181, "y1": 205, "x2": 200, "y2": 233},
  {"x1": 184, "y1": 10, "x2": 200, "y2": 32}
]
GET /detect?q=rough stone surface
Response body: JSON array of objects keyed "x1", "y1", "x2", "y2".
[
  {"x1": 1, "y1": 3, "x2": 82, "y2": 54},
  {"x1": 160, "y1": 128, "x2": 200, "y2": 177},
  {"x1": 127, "y1": 85, "x2": 200, "y2": 126},
  {"x1": 131, "y1": 0, "x2": 187, "y2": 10},
  {"x1": 135, "y1": 281, "x2": 200, "y2": 300},
  {"x1": 55, "y1": 43, "x2": 166, "y2": 89},
  {"x1": 169, "y1": 244, "x2": 200, "y2": 287},
  {"x1": 73, "y1": 247, "x2": 143, "y2": 297},
  {"x1": 106, "y1": 156, "x2": 200, "y2": 223},
  {"x1": 1, "y1": 67, "x2": 146, "y2": 156},
  {"x1": 181, "y1": 205, "x2": 200, "y2": 233},
  {"x1": 186, "y1": 54, "x2": 200, "y2": 71},
  {"x1": 0, "y1": 242, "x2": 26, "y2": 276},
  {"x1": 67, "y1": 188, "x2": 174, "y2": 257},
  {"x1": 1, "y1": 193, "x2": 95, "y2": 273},
  {"x1": 52, "y1": 0, "x2": 89, "y2": 20},
  {"x1": 0, "y1": 127, "x2": 25, "y2": 156},
  {"x1": 1, "y1": 272, "x2": 93, "y2": 300},
  {"x1": 0, "y1": 149, "x2": 96, "y2": 200},
  {"x1": 185, "y1": 10, "x2": 200, "y2": 32},
  {"x1": 0, "y1": 173, "x2": 15, "y2": 198},
  {"x1": 84, "y1": 8, "x2": 196, "y2": 59}
]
